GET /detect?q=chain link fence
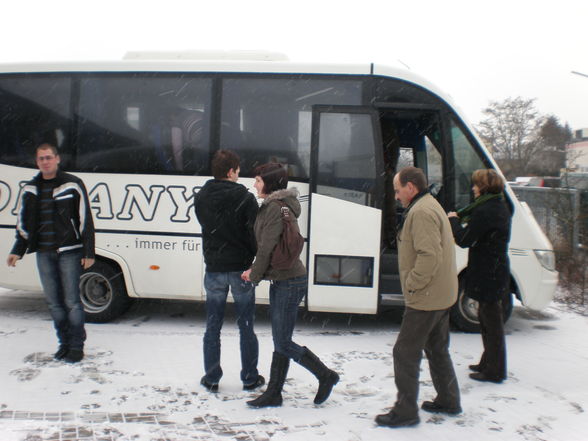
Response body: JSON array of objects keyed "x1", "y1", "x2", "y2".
[
  {"x1": 511, "y1": 186, "x2": 586, "y2": 252},
  {"x1": 512, "y1": 186, "x2": 588, "y2": 309}
]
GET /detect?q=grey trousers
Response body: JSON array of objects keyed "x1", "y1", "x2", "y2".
[{"x1": 392, "y1": 307, "x2": 460, "y2": 418}]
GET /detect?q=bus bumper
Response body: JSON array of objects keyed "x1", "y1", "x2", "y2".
[{"x1": 521, "y1": 266, "x2": 558, "y2": 310}]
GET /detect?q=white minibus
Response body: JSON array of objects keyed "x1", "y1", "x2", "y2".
[{"x1": 0, "y1": 52, "x2": 558, "y2": 331}]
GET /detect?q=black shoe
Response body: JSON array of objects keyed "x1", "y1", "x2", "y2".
[
  {"x1": 468, "y1": 364, "x2": 483, "y2": 372},
  {"x1": 64, "y1": 349, "x2": 84, "y2": 363},
  {"x1": 54, "y1": 345, "x2": 69, "y2": 360},
  {"x1": 200, "y1": 376, "x2": 219, "y2": 392},
  {"x1": 469, "y1": 372, "x2": 504, "y2": 383},
  {"x1": 421, "y1": 400, "x2": 462, "y2": 415},
  {"x1": 243, "y1": 375, "x2": 265, "y2": 391},
  {"x1": 375, "y1": 410, "x2": 420, "y2": 428}
]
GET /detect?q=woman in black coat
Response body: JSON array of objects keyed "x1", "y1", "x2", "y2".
[{"x1": 448, "y1": 169, "x2": 512, "y2": 383}]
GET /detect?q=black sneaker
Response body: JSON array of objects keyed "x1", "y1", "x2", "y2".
[
  {"x1": 200, "y1": 376, "x2": 219, "y2": 392},
  {"x1": 54, "y1": 345, "x2": 70, "y2": 360},
  {"x1": 421, "y1": 400, "x2": 462, "y2": 415},
  {"x1": 375, "y1": 410, "x2": 419, "y2": 428},
  {"x1": 64, "y1": 349, "x2": 84, "y2": 363},
  {"x1": 468, "y1": 364, "x2": 483, "y2": 372},
  {"x1": 243, "y1": 375, "x2": 265, "y2": 391}
]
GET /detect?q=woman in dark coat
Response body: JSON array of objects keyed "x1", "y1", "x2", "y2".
[
  {"x1": 242, "y1": 162, "x2": 339, "y2": 407},
  {"x1": 448, "y1": 169, "x2": 512, "y2": 383}
]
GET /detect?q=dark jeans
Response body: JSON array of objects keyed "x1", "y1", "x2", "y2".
[
  {"x1": 202, "y1": 271, "x2": 259, "y2": 385},
  {"x1": 477, "y1": 300, "x2": 507, "y2": 379},
  {"x1": 36, "y1": 249, "x2": 86, "y2": 350},
  {"x1": 269, "y1": 275, "x2": 307, "y2": 361},
  {"x1": 392, "y1": 307, "x2": 460, "y2": 419}
]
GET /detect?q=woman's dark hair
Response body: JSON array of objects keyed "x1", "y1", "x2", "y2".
[
  {"x1": 471, "y1": 169, "x2": 504, "y2": 195},
  {"x1": 253, "y1": 162, "x2": 288, "y2": 194},
  {"x1": 211, "y1": 150, "x2": 240, "y2": 180}
]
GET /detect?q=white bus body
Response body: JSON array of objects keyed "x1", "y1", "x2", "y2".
[{"x1": 0, "y1": 55, "x2": 557, "y2": 331}]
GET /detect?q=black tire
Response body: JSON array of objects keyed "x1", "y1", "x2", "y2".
[
  {"x1": 450, "y1": 279, "x2": 513, "y2": 333},
  {"x1": 80, "y1": 259, "x2": 132, "y2": 323}
]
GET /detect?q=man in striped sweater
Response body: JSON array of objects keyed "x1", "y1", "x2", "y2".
[{"x1": 7, "y1": 142, "x2": 95, "y2": 363}]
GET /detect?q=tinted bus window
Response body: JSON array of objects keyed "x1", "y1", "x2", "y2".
[
  {"x1": 316, "y1": 112, "x2": 378, "y2": 206},
  {"x1": 220, "y1": 77, "x2": 362, "y2": 178},
  {"x1": 0, "y1": 75, "x2": 72, "y2": 168},
  {"x1": 374, "y1": 76, "x2": 439, "y2": 106},
  {"x1": 77, "y1": 75, "x2": 212, "y2": 174},
  {"x1": 450, "y1": 118, "x2": 487, "y2": 207}
]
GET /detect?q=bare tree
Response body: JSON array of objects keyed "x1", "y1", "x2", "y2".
[
  {"x1": 477, "y1": 97, "x2": 544, "y2": 177},
  {"x1": 528, "y1": 115, "x2": 573, "y2": 176}
]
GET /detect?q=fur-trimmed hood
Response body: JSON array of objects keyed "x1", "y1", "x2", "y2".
[
  {"x1": 249, "y1": 186, "x2": 306, "y2": 283},
  {"x1": 261, "y1": 187, "x2": 301, "y2": 218}
]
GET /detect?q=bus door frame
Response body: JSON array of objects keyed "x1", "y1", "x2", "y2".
[{"x1": 305, "y1": 105, "x2": 384, "y2": 314}]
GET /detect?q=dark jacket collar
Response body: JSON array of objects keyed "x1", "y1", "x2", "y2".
[
  {"x1": 32, "y1": 169, "x2": 66, "y2": 185},
  {"x1": 398, "y1": 189, "x2": 430, "y2": 232}
]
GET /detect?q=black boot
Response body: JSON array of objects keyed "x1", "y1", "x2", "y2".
[
  {"x1": 298, "y1": 347, "x2": 339, "y2": 404},
  {"x1": 247, "y1": 352, "x2": 290, "y2": 408}
]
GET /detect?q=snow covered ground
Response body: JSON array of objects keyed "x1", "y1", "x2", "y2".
[{"x1": 0, "y1": 287, "x2": 586, "y2": 441}]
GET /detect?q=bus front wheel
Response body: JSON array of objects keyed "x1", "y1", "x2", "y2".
[
  {"x1": 450, "y1": 280, "x2": 513, "y2": 333},
  {"x1": 80, "y1": 260, "x2": 132, "y2": 323}
]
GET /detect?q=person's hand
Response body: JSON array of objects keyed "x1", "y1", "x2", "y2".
[
  {"x1": 7, "y1": 254, "x2": 20, "y2": 267},
  {"x1": 241, "y1": 269, "x2": 252, "y2": 282},
  {"x1": 81, "y1": 258, "x2": 95, "y2": 270},
  {"x1": 447, "y1": 211, "x2": 458, "y2": 218}
]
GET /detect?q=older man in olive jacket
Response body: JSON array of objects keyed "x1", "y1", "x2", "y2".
[{"x1": 376, "y1": 167, "x2": 461, "y2": 429}]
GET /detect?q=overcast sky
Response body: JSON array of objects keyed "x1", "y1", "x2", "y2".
[{"x1": 2, "y1": 0, "x2": 587, "y2": 130}]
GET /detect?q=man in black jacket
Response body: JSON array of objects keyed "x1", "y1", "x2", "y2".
[
  {"x1": 7, "y1": 142, "x2": 95, "y2": 363},
  {"x1": 194, "y1": 150, "x2": 264, "y2": 392}
]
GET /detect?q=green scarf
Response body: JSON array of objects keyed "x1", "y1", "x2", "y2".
[{"x1": 457, "y1": 193, "x2": 503, "y2": 224}]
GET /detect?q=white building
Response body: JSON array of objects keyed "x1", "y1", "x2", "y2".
[{"x1": 566, "y1": 128, "x2": 588, "y2": 172}]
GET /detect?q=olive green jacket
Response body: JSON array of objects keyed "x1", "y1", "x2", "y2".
[
  {"x1": 397, "y1": 193, "x2": 458, "y2": 311},
  {"x1": 249, "y1": 188, "x2": 306, "y2": 284}
]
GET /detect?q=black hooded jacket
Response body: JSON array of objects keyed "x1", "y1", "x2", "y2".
[{"x1": 194, "y1": 179, "x2": 258, "y2": 272}]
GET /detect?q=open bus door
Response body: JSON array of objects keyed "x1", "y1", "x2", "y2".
[{"x1": 306, "y1": 106, "x2": 383, "y2": 314}]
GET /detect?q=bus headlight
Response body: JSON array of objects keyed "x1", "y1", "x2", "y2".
[{"x1": 534, "y1": 250, "x2": 556, "y2": 272}]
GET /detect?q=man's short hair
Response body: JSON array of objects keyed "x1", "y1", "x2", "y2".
[
  {"x1": 397, "y1": 166, "x2": 427, "y2": 192},
  {"x1": 253, "y1": 162, "x2": 288, "y2": 194},
  {"x1": 36, "y1": 142, "x2": 59, "y2": 156},
  {"x1": 211, "y1": 150, "x2": 240, "y2": 180},
  {"x1": 471, "y1": 169, "x2": 504, "y2": 195}
]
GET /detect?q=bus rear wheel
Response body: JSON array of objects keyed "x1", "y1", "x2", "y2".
[
  {"x1": 450, "y1": 280, "x2": 513, "y2": 333},
  {"x1": 80, "y1": 260, "x2": 132, "y2": 323}
]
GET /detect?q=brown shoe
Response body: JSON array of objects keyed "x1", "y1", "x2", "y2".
[{"x1": 468, "y1": 364, "x2": 483, "y2": 372}]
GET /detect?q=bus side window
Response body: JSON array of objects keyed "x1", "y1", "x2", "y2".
[
  {"x1": 450, "y1": 118, "x2": 487, "y2": 209},
  {"x1": 424, "y1": 137, "x2": 443, "y2": 197},
  {"x1": 0, "y1": 76, "x2": 72, "y2": 168},
  {"x1": 77, "y1": 75, "x2": 212, "y2": 175}
]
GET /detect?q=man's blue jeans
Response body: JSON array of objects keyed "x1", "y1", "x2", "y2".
[
  {"x1": 269, "y1": 275, "x2": 307, "y2": 362},
  {"x1": 36, "y1": 249, "x2": 86, "y2": 350},
  {"x1": 203, "y1": 271, "x2": 259, "y2": 385}
]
